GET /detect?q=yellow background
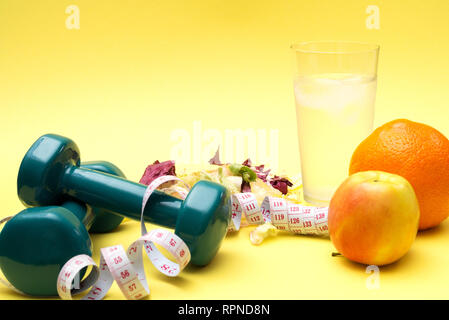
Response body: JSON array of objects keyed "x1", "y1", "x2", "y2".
[{"x1": 1, "y1": 0, "x2": 449, "y2": 299}]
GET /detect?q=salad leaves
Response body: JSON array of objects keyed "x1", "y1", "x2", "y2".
[{"x1": 140, "y1": 149, "x2": 296, "y2": 205}]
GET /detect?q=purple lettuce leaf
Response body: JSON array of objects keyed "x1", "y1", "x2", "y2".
[
  {"x1": 242, "y1": 159, "x2": 271, "y2": 183},
  {"x1": 208, "y1": 147, "x2": 223, "y2": 165},
  {"x1": 241, "y1": 180, "x2": 252, "y2": 193},
  {"x1": 139, "y1": 160, "x2": 176, "y2": 186},
  {"x1": 269, "y1": 175, "x2": 293, "y2": 195},
  {"x1": 241, "y1": 159, "x2": 252, "y2": 167}
]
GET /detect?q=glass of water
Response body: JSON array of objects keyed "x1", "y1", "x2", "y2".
[{"x1": 292, "y1": 41, "x2": 379, "y2": 205}]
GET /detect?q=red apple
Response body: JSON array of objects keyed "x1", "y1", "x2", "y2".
[{"x1": 328, "y1": 171, "x2": 420, "y2": 266}]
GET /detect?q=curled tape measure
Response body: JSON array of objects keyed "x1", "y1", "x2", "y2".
[
  {"x1": 33, "y1": 175, "x2": 327, "y2": 299},
  {"x1": 57, "y1": 176, "x2": 191, "y2": 300},
  {"x1": 228, "y1": 192, "x2": 329, "y2": 238}
]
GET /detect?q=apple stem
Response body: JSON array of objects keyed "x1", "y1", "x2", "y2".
[{"x1": 331, "y1": 252, "x2": 342, "y2": 257}]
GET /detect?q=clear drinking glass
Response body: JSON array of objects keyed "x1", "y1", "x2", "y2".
[{"x1": 291, "y1": 41, "x2": 379, "y2": 205}]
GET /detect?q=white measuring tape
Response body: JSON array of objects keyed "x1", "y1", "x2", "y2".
[
  {"x1": 57, "y1": 178, "x2": 330, "y2": 300},
  {"x1": 2, "y1": 175, "x2": 328, "y2": 299},
  {"x1": 228, "y1": 192, "x2": 329, "y2": 236},
  {"x1": 57, "y1": 175, "x2": 191, "y2": 300}
]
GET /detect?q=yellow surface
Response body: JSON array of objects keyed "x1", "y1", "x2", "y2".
[{"x1": 1, "y1": 0, "x2": 449, "y2": 299}]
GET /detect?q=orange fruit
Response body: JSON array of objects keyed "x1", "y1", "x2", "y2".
[{"x1": 349, "y1": 119, "x2": 449, "y2": 230}]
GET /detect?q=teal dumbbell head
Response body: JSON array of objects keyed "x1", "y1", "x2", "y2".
[
  {"x1": 0, "y1": 204, "x2": 91, "y2": 296},
  {"x1": 0, "y1": 161, "x2": 126, "y2": 296},
  {"x1": 17, "y1": 134, "x2": 231, "y2": 266}
]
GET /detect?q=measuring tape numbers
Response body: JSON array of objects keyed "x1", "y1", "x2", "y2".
[
  {"x1": 57, "y1": 175, "x2": 191, "y2": 300},
  {"x1": 229, "y1": 192, "x2": 329, "y2": 236}
]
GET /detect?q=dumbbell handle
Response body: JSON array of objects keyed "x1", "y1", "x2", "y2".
[
  {"x1": 62, "y1": 165, "x2": 182, "y2": 229},
  {"x1": 61, "y1": 200, "x2": 95, "y2": 230}
]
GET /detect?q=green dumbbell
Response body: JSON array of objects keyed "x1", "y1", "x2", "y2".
[
  {"x1": 17, "y1": 134, "x2": 231, "y2": 267},
  {"x1": 0, "y1": 161, "x2": 126, "y2": 296}
]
